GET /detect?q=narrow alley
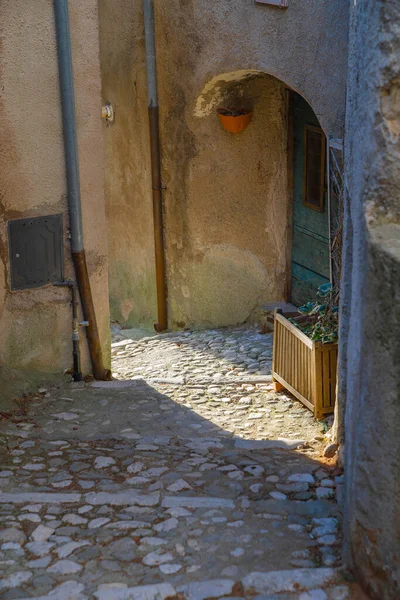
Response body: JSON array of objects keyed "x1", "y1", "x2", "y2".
[
  {"x1": 0, "y1": 0, "x2": 398, "y2": 598},
  {"x1": 0, "y1": 327, "x2": 360, "y2": 599}
]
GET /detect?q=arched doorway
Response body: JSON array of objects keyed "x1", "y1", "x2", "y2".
[{"x1": 289, "y1": 92, "x2": 330, "y2": 306}]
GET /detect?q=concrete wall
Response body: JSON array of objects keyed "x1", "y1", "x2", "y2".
[
  {"x1": 342, "y1": 1, "x2": 400, "y2": 598},
  {"x1": 99, "y1": 0, "x2": 349, "y2": 329},
  {"x1": 0, "y1": 0, "x2": 110, "y2": 403}
]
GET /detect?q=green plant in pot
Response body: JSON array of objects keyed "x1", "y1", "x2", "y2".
[{"x1": 289, "y1": 283, "x2": 339, "y2": 344}]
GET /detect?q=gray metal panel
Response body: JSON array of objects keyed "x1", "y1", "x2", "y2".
[{"x1": 8, "y1": 214, "x2": 64, "y2": 290}]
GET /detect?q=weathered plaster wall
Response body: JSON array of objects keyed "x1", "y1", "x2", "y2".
[
  {"x1": 0, "y1": 0, "x2": 110, "y2": 403},
  {"x1": 99, "y1": 0, "x2": 157, "y2": 329},
  {"x1": 342, "y1": 1, "x2": 400, "y2": 598},
  {"x1": 164, "y1": 74, "x2": 288, "y2": 328},
  {"x1": 100, "y1": 0, "x2": 349, "y2": 329}
]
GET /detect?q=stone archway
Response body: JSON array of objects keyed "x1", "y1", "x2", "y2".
[
  {"x1": 193, "y1": 69, "x2": 333, "y2": 137},
  {"x1": 163, "y1": 70, "x2": 292, "y2": 329},
  {"x1": 186, "y1": 70, "x2": 331, "y2": 318}
]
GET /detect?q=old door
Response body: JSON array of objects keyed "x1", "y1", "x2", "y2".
[{"x1": 291, "y1": 93, "x2": 330, "y2": 306}]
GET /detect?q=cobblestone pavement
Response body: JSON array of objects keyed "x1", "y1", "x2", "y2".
[{"x1": 0, "y1": 326, "x2": 362, "y2": 599}]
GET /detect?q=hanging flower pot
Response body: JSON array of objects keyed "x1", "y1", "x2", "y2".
[{"x1": 217, "y1": 108, "x2": 253, "y2": 133}]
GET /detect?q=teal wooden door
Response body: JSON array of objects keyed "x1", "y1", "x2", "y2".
[{"x1": 291, "y1": 93, "x2": 330, "y2": 306}]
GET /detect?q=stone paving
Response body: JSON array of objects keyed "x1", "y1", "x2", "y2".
[{"x1": 0, "y1": 325, "x2": 361, "y2": 599}]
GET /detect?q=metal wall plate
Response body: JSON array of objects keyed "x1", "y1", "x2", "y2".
[{"x1": 8, "y1": 214, "x2": 64, "y2": 290}]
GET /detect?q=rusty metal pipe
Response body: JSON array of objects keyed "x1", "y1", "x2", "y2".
[
  {"x1": 54, "y1": 0, "x2": 111, "y2": 380},
  {"x1": 72, "y1": 252, "x2": 111, "y2": 381},
  {"x1": 149, "y1": 106, "x2": 167, "y2": 332},
  {"x1": 143, "y1": 0, "x2": 168, "y2": 332}
]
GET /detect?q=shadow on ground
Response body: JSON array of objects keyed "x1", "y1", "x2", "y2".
[{"x1": 0, "y1": 378, "x2": 348, "y2": 599}]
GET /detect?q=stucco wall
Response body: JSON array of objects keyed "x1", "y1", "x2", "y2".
[
  {"x1": 0, "y1": 0, "x2": 110, "y2": 403},
  {"x1": 100, "y1": 0, "x2": 349, "y2": 329},
  {"x1": 99, "y1": 0, "x2": 158, "y2": 329},
  {"x1": 164, "y1": 74, "x2": 288, "y2": 328},
  {"x1": 342, "y1": 1, "x2": 400, "y2": 598}
]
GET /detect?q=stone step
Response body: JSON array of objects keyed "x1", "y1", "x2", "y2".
[
  {"x1": 90, "y1": 568, "x2": 349, "y2": 600},
  {"x1": 261, "y1": 302, "x2": 299, "y2": 314}
]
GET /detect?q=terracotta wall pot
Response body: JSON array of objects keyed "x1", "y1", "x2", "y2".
[{"x1": 217, "y1": 111, "x2": 253, "y2": 133}]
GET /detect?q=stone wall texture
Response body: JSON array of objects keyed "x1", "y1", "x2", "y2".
[
  {"x1": 99, "y1": 0, "x2": 349, "y2": 329},
  {"x1": 342, "y1": 1, "x2": 400, "y2": 598},
  {"x1": 0, "y1": 0, "x2": 110, "y2": 404}
]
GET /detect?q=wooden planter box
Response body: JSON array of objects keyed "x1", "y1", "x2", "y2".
[{"x1": 272, "y1": 311, "x2": 338, "y2": 418}]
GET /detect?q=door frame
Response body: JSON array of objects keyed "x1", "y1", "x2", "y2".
[
  {"x1": 285, "y1": 89, "x2": 334, "y2": 305},
  {"x1": 284, "y1": 88, "x2": 294, "y2": 303}
]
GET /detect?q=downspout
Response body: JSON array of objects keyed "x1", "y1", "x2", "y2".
[
  {"x1": 143, "y1": 0, "x2": 168, "y2": 332},
  {"x1": 54, "y1": 0, "x2": 111, "y2": 380}
]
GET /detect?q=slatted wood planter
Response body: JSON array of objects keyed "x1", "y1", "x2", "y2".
[{"x1": 272, "y1": 311, "x2": 338, "y2": 418}]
